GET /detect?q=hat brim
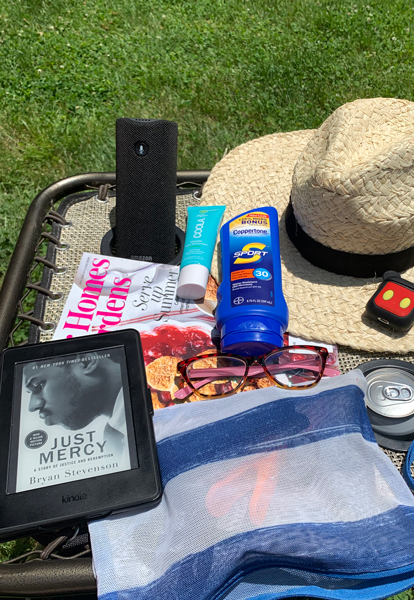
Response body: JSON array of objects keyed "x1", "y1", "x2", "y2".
[{"x1": 201, "y1": 129, "x2": 414, "y2": 353}]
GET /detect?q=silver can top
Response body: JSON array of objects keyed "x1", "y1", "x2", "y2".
[{"x1": 365, "y1": 367, "x2": 414, "y2": 418}]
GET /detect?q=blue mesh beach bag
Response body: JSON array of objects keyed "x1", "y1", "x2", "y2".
[{"x1": 89, "y1": 370, "x2": 414, "y2": 600}]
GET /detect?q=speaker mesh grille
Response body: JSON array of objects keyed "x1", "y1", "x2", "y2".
[{"x1": 116, "y1": 118, "x2": 178, "y2": 264}]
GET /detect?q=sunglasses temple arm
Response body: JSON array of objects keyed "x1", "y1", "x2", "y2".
[
  {"x1": 174, "y1": 363, "x2": 340, "y2": 400},
  {"x1": 174, "y1": 381, "x2": 210, "y2": 400},
  {"x1": 324, "y1": 366, "x2": 341, "y2": 376},
  {"x1": 182, "y1": 361, "x2": 337, "y2": 379}
]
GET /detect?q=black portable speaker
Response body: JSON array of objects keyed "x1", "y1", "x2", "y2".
[{"x1": 115, "y1": 118, "x2": 178, "y2": 264}]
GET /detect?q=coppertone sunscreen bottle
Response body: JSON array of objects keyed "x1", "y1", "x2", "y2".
[{"x1": 216, "y1": 207, "x2": 289, "y2": 357}]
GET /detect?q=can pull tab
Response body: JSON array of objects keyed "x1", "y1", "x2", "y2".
[{"x1": 383, "y1": 385, "x2": 413, "y2": 401}]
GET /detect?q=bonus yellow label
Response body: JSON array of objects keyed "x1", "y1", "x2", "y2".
[{"x1": 229, "y1": 212, "x2": 270, "y2": 231}]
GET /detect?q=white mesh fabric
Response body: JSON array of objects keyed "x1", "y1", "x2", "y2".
[{"x1": 89, "y1": 371, "x2": 414, "y2": 600}]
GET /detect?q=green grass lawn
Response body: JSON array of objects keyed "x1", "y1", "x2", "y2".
[
  {"x1": 1, "y1": 0, "x2": 414, "y2": 595},
  {"x1": 1, "y1": 0, "x2": 414, "y2": 282}
]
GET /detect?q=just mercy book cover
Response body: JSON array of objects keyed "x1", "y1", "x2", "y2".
[{"x1": 7, "y1": 346, "x2": 138, "y2": 494}]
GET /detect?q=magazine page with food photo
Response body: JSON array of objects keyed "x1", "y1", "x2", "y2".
[{"x1": 53, "y1": 253, "x2": 218, "y2": 409}]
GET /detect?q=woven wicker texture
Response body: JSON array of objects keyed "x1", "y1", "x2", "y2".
[
  {"x1": 293, "y1": 98, "x2": 414, "y2": 253},
  {"x1": 200, "y1": 98, "x2": 414, "y2": 353}
]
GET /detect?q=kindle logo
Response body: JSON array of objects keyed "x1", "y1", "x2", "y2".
[{"x1": 62, "y1": 493, "x2": 87, "y2": 504}]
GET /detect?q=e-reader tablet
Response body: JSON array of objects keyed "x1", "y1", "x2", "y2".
[{"x1": 0, "y1": 329, "x2": 162, "y2": 542}]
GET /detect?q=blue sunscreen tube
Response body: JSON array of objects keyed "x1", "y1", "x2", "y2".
[
  {"x1": 216, "y1": 207, "x2": 289, "y2": 356},
  {"x1": 176, "y1": 205, "x2": 226, "y2": 300}
]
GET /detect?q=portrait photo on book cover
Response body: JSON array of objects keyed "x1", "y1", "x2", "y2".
[{"x1": 8, "y1": 346, "x2": 138, "y2": 494}]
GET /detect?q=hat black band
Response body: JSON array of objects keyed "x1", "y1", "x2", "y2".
[{"x1": 285, "y1": 200, "x2": 414, "y2": 278}]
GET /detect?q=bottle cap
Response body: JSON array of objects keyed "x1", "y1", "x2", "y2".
[
  {"x1": 176, "y1": 264, "x2": 210, "y2": 300},
  {"x1": 220, "y1": 316, "x2": 284, "y2": 356}
]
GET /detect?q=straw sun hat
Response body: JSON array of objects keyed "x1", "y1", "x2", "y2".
[{"x1": 200, "y1": 97, "x2": 414, "y2": 353}]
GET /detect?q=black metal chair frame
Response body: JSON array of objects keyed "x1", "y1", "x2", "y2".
[{"x1": 0, "y1": 171, "x2": 210, "y2": 598}]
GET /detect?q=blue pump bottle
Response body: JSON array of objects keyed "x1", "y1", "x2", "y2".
[{"x1": 215, "y1": 207, "x2": 289, "y2": 357}]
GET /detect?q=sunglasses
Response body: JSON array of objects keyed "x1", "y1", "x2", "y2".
[{"x1": 175, "y1": 346, "x2": 332, "y2": 400}]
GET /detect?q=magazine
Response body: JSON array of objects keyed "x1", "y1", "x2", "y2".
[
  {"x1": 8, "y1": 346, "x2": 137, "y2": 494},
  {"x1": 53, "y1": 253, "x2": 218, "y2": 409},
  {"x1": 53, "y1": 253, "x2": 339, "y2": 410},
  {"x1": 283, "y1": 333, "x2": 340, "y2": 370}
]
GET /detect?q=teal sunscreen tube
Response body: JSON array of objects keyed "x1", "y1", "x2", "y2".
[{"x1": 177, "y1": 205, "x2": 226, "y2": 300}]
